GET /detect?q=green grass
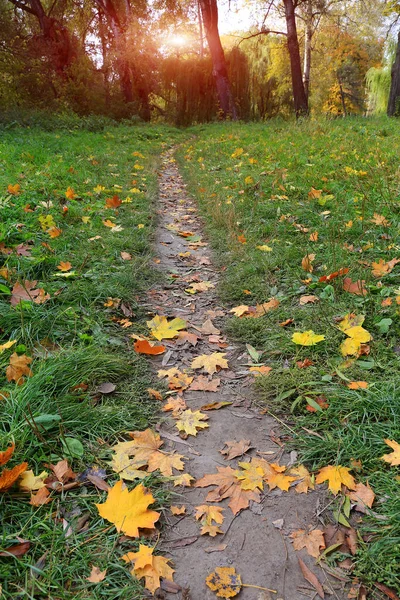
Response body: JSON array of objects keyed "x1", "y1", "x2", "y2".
[
  {"x1": 0, "y1": 123, "x2": 181, "y2": 598},
  {"x1": 176, "y1": 116, "x2": 400, "y2": 592}
]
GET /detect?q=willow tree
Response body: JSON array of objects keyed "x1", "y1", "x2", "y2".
[{"x1": 198, "y1": 0, "x2": 237, "y2": 118}]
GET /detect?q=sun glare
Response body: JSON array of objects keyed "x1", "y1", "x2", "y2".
[{"x1": 168, "y1": 34, "x2": 188, "y2": 47}]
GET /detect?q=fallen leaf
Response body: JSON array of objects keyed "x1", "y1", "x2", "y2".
[
  {"x1": 196, "y1": 466, "x2": 260, "y2": 515},
  {"x1": 371, "y1": 258, "x2": 400, "y2": 278},
  {"x1": 249, "y1": 366, "x2": 272, "y2": 376},
  {"x1": 122, "y1": 545, "x2": 174, "y2": 594},
  {"x1": 30, "y1": 487, "x2": 51, "y2": 506},
  {"x1": 343, "y1": 278, "x2": 367, "y2": 296},
  {"x1": 0, "y1": 541, "x2": 30, "y2": 557},
  {"x1": 201, "y1": 401, "x2": 232, "y2": 411},
  {"x1": 0, "y1": 443, "x2": 15, "y2": 466},
  {"x1": 381, "y1": 439, "x2": 400, "y2": 466},
  {"x1": 6, "y1": 353, "x2": 33, "y2": 385},
  {"x1": 316, "y1": 465, "x2": 356, "y2": 494},
  {"x1": 87, "y1": 565, "x2": 107, "y2": 583},
  {"x1": 105, "y1": 195, "x2": 121, "y2": 208},
  {"x1": 120, "y1": 252, "x2": 132, "y2": 260},
  {"x1": 296, "y1": 359, "x2": 314, "y2": 369},
  {"x1": 147, "y1": 315, "x2": 187, "y2": 341},
  {"x1": 0, "y1": 462, "x2": 28, "y2": 492},
  {"x1": 175, "y1": 332, "x2": 199, "y2": 346},
  {"x1": 318, "y1": 267, "x2": 349, "y2": 283},
  {"x1": 298, "y1": 558, "x2": 324, "y2": 599},
  {"x1": 199, "y1": 319, "x2": 220, "y2": 335},
  {"x1": 189, "y1": 376, "x2": 221, "y2": 392},
  {"x1": 349, "y1": 482, "x2": 375, "y2": 512},
  {"x1": 173, "y1": 473, "x2": 195, "y2": 487},
  {"x1": 134, "y1": 339, "x2": 166, "y2": 355},
  {"x1": 191, "y1": 353, "x2": 228, "y2": 375},
  {"x1": 162, "y1": 396, "x2": 187, "y2": 416},
  {"x1": 347, "y1": 380, "x2": 369, "y2": 391},
  {"x1": 220, "y1": 440, "x2": 252, "y2": 460},
  {"x1": 0, "y1": 341, "x2": 16, "y2": 354},
  {"x1": 299, "y1": 295, "x2": 319, "y2": 305},
  {"x1": 57, "y1": 261, "x2": 72, "y2": 272},
  {"x1": 147, "y1": 451, "x2": 185, "y2": 477},
  {"x1": 371, "y1": 213, "x2": 390, "y2": 226},
  {"x1": 292, "y1": 331, "x2": 325, "y2": 346},
  {"x1": 11, "y1": 281, "x2": 49, "y2": 306},
  {"x1": 204, "y1": 543, "x2": 228, "y2": 553},
  {"x1": 235, "y1": 460, "x2": 265, "y2": 491},
  {"x1": 95, "y1": 481, "x2": 160, "y2": 537},
  {"x1": 291, "y1": 529, "x2": 326, "y2": 558},
  {"x1": 289, "y1": 465, "x2": 315, "y2": 493},
  {"x1": 147, "y1": 388, "x2": 163, "y2": 401},
  {"x1": 171, "y1": 505, "x2": 186, "y2": 515},
  {"x1": 175, "y1": 410, "x2": 209, "y2": 436},
  {"x1": 301, "y1": 253, "x2": 316, "y2": 273},
  {"x1": 195, "y1": 505, "x2": 224, "y2": 536},
  {"x1": 206, "y1": 566, "x2": 242, "y2": 598}
]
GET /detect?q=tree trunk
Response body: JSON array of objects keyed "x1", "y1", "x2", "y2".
[
  {"x1": 98, "y1": 9, "x2": 111, "y2": 109},
  {"x1": 198, "y1": 0, "x2": 237, "y2": 119},
  {"x1": 8, "y1": 0, "x2": 76, "y2": 77},
  {"x1": 198, "y1": 0, "x2": 204, "y2": 58},
  {"x1": 283, "y1": 0, "x2": 309, "y2": 117},
  {"x1": 388, "y1": 30, "x2": 400, "y2": 116},
  {"x1": 302, "y1": 0, "x2": 313, "y2": 101}
]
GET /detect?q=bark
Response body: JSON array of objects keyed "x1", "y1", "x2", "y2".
[
  {"x1": 337, "y1": 73, "x2": 347, "y2": 116},
  {"x1": 302, "y1": 0, "x2": 313, "y2": 100},
  {"x1": 198, "y1": 0, "x2": 237, "y2": 119},
  {"x1": 388, "y1": 30, "x2": 400, "y2": 116},
  {"x1": 198, "y1": 0, "x2": 204, "y2": 59},
  {"x1": 283, "y1": 0, "x2": 309, "y2": 117}
]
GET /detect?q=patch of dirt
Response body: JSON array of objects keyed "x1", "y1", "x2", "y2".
[{"x1": 144, "y1": 150, "x2": 350, "y2": 599}]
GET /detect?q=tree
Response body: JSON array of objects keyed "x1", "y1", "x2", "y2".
[
  {"x1": 198, "y1": 0, "x2": 237, "y2": 118},
  {"x1": 282, "y1": 0, "x2": 309, "y2": 116},
  {"x1": 7, "y1": 0, "x2": 76, "y2": 77},
  {"x1": 388, "y1": 31, "x2": 400, "y2": 115}
]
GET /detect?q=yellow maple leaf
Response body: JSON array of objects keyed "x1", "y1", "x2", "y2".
[
  {"x1": 195, "y1": 504, "x2": 224, "y2": 536},
  {"x1": 315, "y1": 465, "x2": 356, "y2": 495},
  {"x1": 19, "y1": 469, "x2": 48, "y2": 492},
  {"x1": 147, "y1": 315, "x2": 187, "y2": 341},
  {"x1": 172, "y1": 473, "x2": 195, "y2": 486},
  {"x1": 171, "y1": 505, "x2": 186, "y2": 515},
  {"x1": 175, "y1": 409, "x2": 209, "y2": 436},
  {"x1": 338, "y1": 313, "x2": 365, "y2": 332},
  {"x1": 256, "y1": 245, "x2": 272, "y2": 252},
  {"x1": 289, "y1": 465, "x2": 314, "y2": 494},
  {"x1": 147, "y1": 451, "x2": 185, "y2": 476},
  {"x1": 122, "y1": 545, "x2": 174, "y2": 594},
  {"x1": 381, "y1": 439, "x2": 400, "y2": 466},
  {"x1": 235, "y1": 461, "x2": 265, "y2": 491},
  {"x1": 231, "y1": 148, "x2": 244, "y2": 159},
  {"x1": 39, "y1": 215, "x2": 56, "y2": 231},
  {"x1": 292, "y1": 331, "x2": 325, "y2": 346},
  {"x1": 229, "y1": 305, "x2": 250, "y2": 317},
  {"x1": 244, "y1": 176, "x2": 254, "y2": 185},
  {"x1": 206, "y1": 566, "x2": 242, "y2": 598},
  {"x1": 95, "y1": 481, "x2": 160, "y2": 536},
  {"x1": 57, "y1": 261, "x2": 72, "y2": 272},
  {"x1": 191, "y1": 353, "x2": 228, "y2": 375},
  {"x1": 111, "y1": 429, "x2": 163, "y2": 480}
]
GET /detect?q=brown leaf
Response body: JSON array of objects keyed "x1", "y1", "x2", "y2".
[
  {"x1": 373, "y1": 582, "x2": 400, "y2": 600},
  {"x1": 200, "y1": 401, "x2": 232, "y2": 411},
  {"x1": 204, "y1": 543, "x2": 228, "y2": 553},
  {"x1": 298, "y1": 558, "x2": 324, "y2": 598},
  {"x1": 220, "y1": 440, "x2": 252, "y2": 461},
  {"x1": 299, "y1": 295, "x2": 319, "y2": 305},
  {"x1": 11, "y1": 281, "x2": 49, "y2": 306},
  {"x1": 87, "y1": 565, "x2": 107, "y2": 583},
  {"x1": 0, "y1": 541, "x2": 31, "y2": 557},
  {"x1": 349, "y1": 482, "x2": 375, "y2": 513},
  {"x1": 199, "y1": 319, "x2": 220, "y2": 335},
  {"x1": 30, "y1": 487, "x2": 51, "y2": 506},
  {"x1": 291, "y1": 529, "x2": 326, "y2": 558},
  {"x1": 50, "y1": 459, "x2": 76, "y2": 483},
  {"x1": 87, "y1": 474, "x2": 110, "y2": 492},
  {"x1": 189, "y1": 376, "x2": 220, "y2": 392},
  {"x1": 175, "y1": 332, "x2": 199, "y2": 346},
  {"x1": 6, "y1": 353, "x2": 33, "y2": 385},
  {"x1": 343, "y1": 278, "x2": 367, "y2": 296}
]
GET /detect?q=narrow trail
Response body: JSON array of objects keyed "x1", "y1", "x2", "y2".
[{"x1": 145, "y1": 150, "x2": 348, "y2": 600}]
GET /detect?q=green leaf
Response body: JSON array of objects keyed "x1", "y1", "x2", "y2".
[
  {"x1": 246, "y1": 343, "x2": 261, "y2": 363},
  {"x1": 376, "y1": 318, "x2": 392, "y2": 334},
  {"x1": 0, "y1": 284, "x2": 11, "y2": 294},
  {"x1": 62, "y1": 437, "x2": 84, "y2": 458},
  {"x1": 304, "y1": 396, "x2": 323, "y2": 412}
]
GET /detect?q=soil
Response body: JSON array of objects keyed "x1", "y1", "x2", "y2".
[{"x1": 144, "y1": 150, "x2": 349, "y2": 600}]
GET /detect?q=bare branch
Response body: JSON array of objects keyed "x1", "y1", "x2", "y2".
[{"x1": 237, "y1": 28, "x2": 287, "y2": 45}]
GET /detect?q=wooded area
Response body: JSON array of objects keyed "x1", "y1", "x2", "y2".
[{"x1": 1, "y1": 0, "x2": 400, "y2": 124}]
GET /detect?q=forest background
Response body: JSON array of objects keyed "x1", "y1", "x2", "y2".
[{"x1": 1, "y1": 0, "x2": 400, "y2": 127}]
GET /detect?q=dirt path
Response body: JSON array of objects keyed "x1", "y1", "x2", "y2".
[{"x1": 145, "y1": 150, "x2": 348, "y2": 600}]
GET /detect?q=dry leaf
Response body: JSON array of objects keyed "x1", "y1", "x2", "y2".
[
  {"x1": 315, "y1": 465, "x2": 356, "y2": 494},
  {"x1": 196, "y1": 466, "x2": 260, "y2": 515},
  {"x1": 298, "y1": 558, "x2": 324, "y2": 599},
  {"x1": 349, "y1": 482, "x2": 375, "y2": 512},
  {"x1": 292, "y1": 331, "x2": 325, "y2": 346},
  {"x1": 381, "y1": 439, "x2": 400, "y2": 466},
  {"x1": 175, "y1": 410, "x2": 209, "y2": 436},
  {"x1": 343, "y1": 278, "x2": 367, "y2": 296},
  {"x1": 30, "y1": 487, "x2": 51, "y2": 506},
  {"x1": 95, "y1": 481, "x2": 160, "y2": 537},
  {"x1": 201, "y1": 401, "x2": 232, "y2": 411},
  {"x1": 0, "y1": 462, "x2": 28, "y2": 492},
  {"x1": 147, "y1": 315, "x2": 187, "y2": 340},
  {"x1": 195, "y1": 505, "x2": 224, "y2": 536},
  {"x1": 289, "y1": 465, "x2": 314, "y2": 493},
  {"x1": 122, "y1": 545, "x2": 174, "y2": 594},
  {"x1": 171, "y1": 505, "x2": 186, "y2": 515},
  {"x1": 301, "y1": 253, "x2": 316, "y2": 273},
  {"x1": 191, "y1": 353, "x2": 228, "y2": 375},
  {"x1": 87, "y1": 565, "x2": 107, "y2": 583},
  {"x1": 0, "y1": 444, "x2": 15, "y2": 466},
  {"x1": 134, "y1": 339, "x2": 166, "y2": 355},
  {"x1": 189, "y1": 376, "x2": 221, "y2": 391},
  {"x1": 220, "y1": 440, "x2": 252, "y2": 460},
  {"x1": 291, "y1": 529, "x2": 326, "y2": 558},
  {"x1": 206, "y1": 566, "x2": 242, "y2": 598}
]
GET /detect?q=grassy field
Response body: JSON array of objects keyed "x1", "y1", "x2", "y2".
[
  {"x1": 176, "y1": 117, "x2": 400, "y2": 591},
  {"x1": 0, "y1": 123, "x2": 180, "y2": 599}
]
